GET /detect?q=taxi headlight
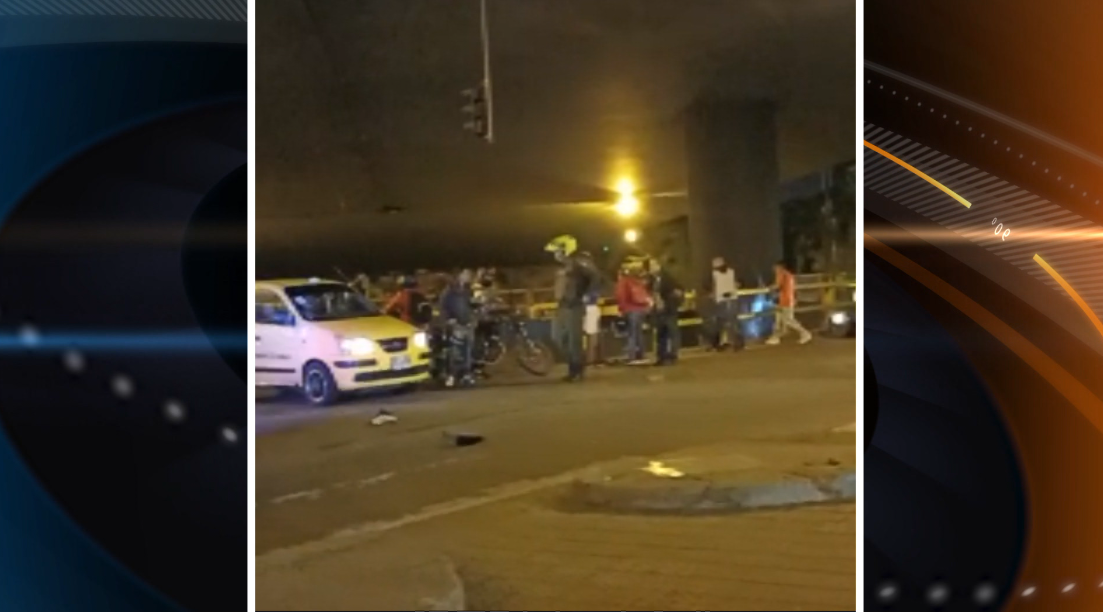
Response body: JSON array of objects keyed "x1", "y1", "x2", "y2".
[
  {"x1": 830, "y1": 311, "x2": 850, "y2": 326},
  {"x1": 339, "y1": 337, "x2": 376, "y2": 356},
  {"x1": 413, "y1": 331, "x2": 429, "y2": 349}
]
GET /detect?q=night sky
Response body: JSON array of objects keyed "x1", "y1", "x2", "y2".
[{"x1": 257, "y1": 0, "x2": 856, "y2": 276}]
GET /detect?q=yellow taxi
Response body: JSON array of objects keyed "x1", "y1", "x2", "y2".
[{"x1": 254, "y1": 278, "x2": 431, "y2": 405}]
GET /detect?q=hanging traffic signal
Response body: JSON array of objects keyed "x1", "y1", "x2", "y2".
[{"x1": 461, "y1": 84, "x2": 490, "y2": 142}]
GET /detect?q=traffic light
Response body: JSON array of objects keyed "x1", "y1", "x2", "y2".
[{"x1": 461, "y1": 83, "x2": 491, "y2": 142}]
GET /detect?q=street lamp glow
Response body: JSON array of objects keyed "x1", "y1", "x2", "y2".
[
  {"x1": 624, "y1": 228, "x2": 640, "y2": 243},
  {"x1": 615, "y1": 194, "x2": 640, "y2": 218},
  {"x1": 615, "y1": 177, "x2": 635, "y2": 196}
]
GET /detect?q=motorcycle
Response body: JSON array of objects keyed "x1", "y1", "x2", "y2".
[{"x1": 428, "y1": 306, "x2": 555, "y2": 386}]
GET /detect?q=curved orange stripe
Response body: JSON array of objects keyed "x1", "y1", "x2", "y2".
[
  {"x1": 864, "y1": 140, "x2": 973, "y2": 208},
  {"x1": 865, "y1": 234, "x2": 1103, "y2": 433},
  {"x1": 1032, "y1": 253, "x2": 1103, "y2": 341}
]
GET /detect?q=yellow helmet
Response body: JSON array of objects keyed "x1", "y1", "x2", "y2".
[{"x1": 544, "y1": 234, "x2": 578, "y2": 256}]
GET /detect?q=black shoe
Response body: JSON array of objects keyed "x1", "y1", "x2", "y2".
[{"x1": 563, "y1": 373, "x2": 584, "y2": 383}]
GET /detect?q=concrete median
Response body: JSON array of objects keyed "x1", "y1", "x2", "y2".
[{"x1": 566, "y1": 436, "x2": 856, "y2": 514}]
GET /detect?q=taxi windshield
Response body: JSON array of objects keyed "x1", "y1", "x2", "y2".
[{"x1": 285, "y1": 283, "x2": 381, "y2": 322}]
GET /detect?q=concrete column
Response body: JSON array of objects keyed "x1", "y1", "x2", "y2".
[{"x1": 685, "y1": 98, "x2": 781, "y2": 288}]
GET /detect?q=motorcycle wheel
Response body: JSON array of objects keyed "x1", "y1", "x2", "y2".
[
  {"x1": 482, "y1": 338, "x2": 505, "y2": 366},
  {"x1": 514, "y1": 339, "x2": 554, "y2": 376}
]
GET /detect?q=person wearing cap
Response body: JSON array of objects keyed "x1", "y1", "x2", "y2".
[{"x1": 704, "y1": 256, "x2": 744, "y2": 351}]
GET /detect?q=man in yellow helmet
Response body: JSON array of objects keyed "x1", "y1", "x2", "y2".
[{"x1": 545, "y1": 235, "x2": 601, "y2": 382}]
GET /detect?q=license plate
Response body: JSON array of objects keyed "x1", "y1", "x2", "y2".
[{"x1": 391, "y1": 355, "x2": 411, "y2": 370}]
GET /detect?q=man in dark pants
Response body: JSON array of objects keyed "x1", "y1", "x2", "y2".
[
  {"x1": 647, "y1": 258, "x2": 682, "y2": 365},
  {"x1": 703, "y1": 256, "x2": 744, "y2": 351},
  {"x1": 546, "y1": 235, "x2": 600, "y2": 382},
  {"x1": 439, "y1": 269, "x2": 476, "y2": 387}
]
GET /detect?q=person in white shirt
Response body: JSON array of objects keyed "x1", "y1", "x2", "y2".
[{"x1": 704, "y1": 256, "x2": 743, "y2": 351}]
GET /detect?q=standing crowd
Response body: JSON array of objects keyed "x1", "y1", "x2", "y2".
[
  {"x1": 360, "y1": 234, "x2": 814, "y2": 387},
  {"x1": 544, "y1": 234, "x2": 812, "y2": 384}
]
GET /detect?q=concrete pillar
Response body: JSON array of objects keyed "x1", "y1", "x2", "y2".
[{"x1": 685, "y1": 98, "x2": 781, "y2": 288}]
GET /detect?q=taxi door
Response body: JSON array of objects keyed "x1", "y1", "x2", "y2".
[{"x1": 254, "y1": 288, "x2": 300, "y2": 387}]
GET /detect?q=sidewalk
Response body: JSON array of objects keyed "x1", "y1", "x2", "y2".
[
  {"x1": 445, "y1": 498, "x2": 856, "y2": 611},
  {"x1": 257, "y1": 434, "x2": 857, "y2": 611},
  {"x1": 257, "y1": 538, "x2": 465, "y2": 611}
]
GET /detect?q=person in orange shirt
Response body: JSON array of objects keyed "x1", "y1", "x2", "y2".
[
  {"x1": 384, "y1": 275, "x2": 432, "y2": 328},
  {"x1": 767, "y1": 260, "x2": 812, "y2": 345}
]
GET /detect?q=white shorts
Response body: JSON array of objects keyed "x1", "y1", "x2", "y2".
[{"x1": 584, "y1": 305, "x2": 601, "y2": 335}]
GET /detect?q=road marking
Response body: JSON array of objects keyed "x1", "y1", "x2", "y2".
[
  {"x1": 356, "y1": 472, "x2": 396, "y2": 488},
  {"x1": 267, "y1": 459, "x2": 474, "y2": 507},
  {"x1": 864, "y1": 140, "x2": 973, "y2": 209},
  {"x1": 257, "y1": 456, "x2": 645, "y2": 568},
  {"x1": 271, "y1": 490, "x2": 322, "y2": 505},
  {"x1": 832, "y1": 422, "x2": 856, "y2": 433}
]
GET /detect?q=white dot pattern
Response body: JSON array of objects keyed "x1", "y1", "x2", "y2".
[
  {"x1": 866, "y1": 77, "x2": 1099, "y2": 205},
  {"x1": 112, "y1": 374, "x2": 135, "y2": 399},
  {"x1": 63, "y1": 349, "x2": 85, "y2": 374},
  {"x1": 2, "y1": 313, "x2": 234, "y2": 444}
]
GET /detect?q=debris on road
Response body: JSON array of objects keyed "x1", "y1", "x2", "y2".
[
  {"x1": 444, "y1": 431, "x2": 485, "y2": 447},
  {"x1": 370, "y1": 410, "x2": 399, "y2": 426}
]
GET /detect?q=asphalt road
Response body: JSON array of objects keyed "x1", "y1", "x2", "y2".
[
  {"x1": 257, "y1": 341, "x2": 857, "y2": 554},
  {"x1": 257, "y1": 341, "x2": 857, "y2": 609}
]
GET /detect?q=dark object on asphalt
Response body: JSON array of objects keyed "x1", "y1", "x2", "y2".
[
  {"x1": 827, "y1": 458, "x2": 841, "y2": 466},
  {"x1": 444, "y1": 431, "x2": 485, "y2": 447}
]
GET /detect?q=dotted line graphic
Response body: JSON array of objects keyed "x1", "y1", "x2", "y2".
[
  {"x1": 866, "y1": 78, "x2": 1100, "y2": 205},
  {"x1": 11, "y1": 320, "x2": 238, "y2": 447},
  {"x1": 874, "y1": 579, "x2": 1103, "y2": 607}
]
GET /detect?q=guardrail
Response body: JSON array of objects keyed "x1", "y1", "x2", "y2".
[{"x1": 513, "y1": 274, "x2": 856, "y2": 328}]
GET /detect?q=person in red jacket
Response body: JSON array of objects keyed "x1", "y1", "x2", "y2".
[
  {"x1": 384, "y1": 276, "x2": 432, "y2": 328},
  {"x1": 615, "y1": 264, "x2": 652, "y2": 363}
]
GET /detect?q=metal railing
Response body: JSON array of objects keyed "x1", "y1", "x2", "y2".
[{"x1": 508, "y1": 273, "x2": 856, "y2": 326}]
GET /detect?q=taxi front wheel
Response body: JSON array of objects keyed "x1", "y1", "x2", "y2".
[{"x1": 302, "y1": 361, "x2": 339, "y2": 406}]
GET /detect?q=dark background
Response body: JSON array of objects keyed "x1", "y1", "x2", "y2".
[
  {"x1": 0, "y1": 4, "x2": 245, "y2": 611},
  {"x1": 867, "y1": 0, "x2": 1103, "y2": 155},
  {"x1": 865, "y1": 1, "x2": 1103, "y2": 609},
  {"x1": 257, "y1": 0, "x2": 856, "y2": 275}
]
